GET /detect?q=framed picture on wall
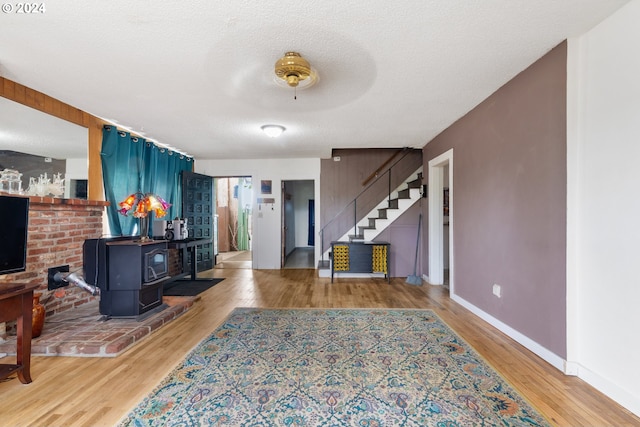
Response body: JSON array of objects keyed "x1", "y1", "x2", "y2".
[{"x1": 261, "y1": 180, "x2": 272, "y2": 194}]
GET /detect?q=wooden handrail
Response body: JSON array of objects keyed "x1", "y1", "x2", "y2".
[{"x1": 361, "y1": 148, "x2": 407, "y2": 186}]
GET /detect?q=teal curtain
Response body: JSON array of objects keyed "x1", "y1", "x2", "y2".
[
  {"x1": 101, "y1": 126, "x2": 193, "y2": 236},
  {"x1": 143, "y1": 141, "x2": 192, "y2": 220},
  {"x1": 236, "y1": 177, "x2": 252, "y2": 250}
]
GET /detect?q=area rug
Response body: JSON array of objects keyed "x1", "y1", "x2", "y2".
[
  {"x1": 118, "y1": 308, "x2": 551, "y2": 426},
  {"x1": 163, "y1": 278, "x2": 224, "y2": 296}
]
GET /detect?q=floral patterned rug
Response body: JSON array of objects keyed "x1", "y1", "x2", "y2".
[{"x1": 119, "y1": 308, "x2": 550, "y2": 426}]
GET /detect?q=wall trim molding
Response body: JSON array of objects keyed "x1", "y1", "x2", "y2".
[
  {"x1": 450, "y1": 293, "x2": 566, "y2": 373},
  {"x1": 577, "y1": 363, "x2": 640, "y2": 418},
  {"x1": 427, "y1": 148, "x2": 453, "y2": 289}
]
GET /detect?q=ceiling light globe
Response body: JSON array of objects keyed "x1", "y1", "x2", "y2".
[{"x1": 261, "y1": 125, "x2": 286, "y2": 138}]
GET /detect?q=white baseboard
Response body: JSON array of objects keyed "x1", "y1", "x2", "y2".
[
  {"x1": 576, "y1": 364, "x2": 640, "y2": 418},
  {"x1": 450, "y1": 294, "x2": 566, "y2": 372},
  {"x1": 564, "y1": 360, "x2": 580, "y2": 376},
  {"x1": 451, "y1": 294, "x2": 640, "y2": 418}
]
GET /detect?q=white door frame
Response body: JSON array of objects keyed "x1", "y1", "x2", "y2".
[{"x1": 428, "y1": 149, "x2": 454, "y2": 293}]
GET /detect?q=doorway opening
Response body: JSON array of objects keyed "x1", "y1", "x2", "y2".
[
  {"x1": 282, "y1": 180, "x2": 315, "y2": 269},
  {"x1": 428, "y1": 149, "x2": 454, "y2": 293},
  {"x1": 214, "y1": 176, "x2": 253, "y2": 269}
]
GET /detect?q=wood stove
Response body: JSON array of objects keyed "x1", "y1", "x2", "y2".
[{"x1": 83, "y1": 237, "x2": 170, "y2": 317}]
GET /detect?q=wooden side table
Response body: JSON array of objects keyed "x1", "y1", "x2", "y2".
[{"x1": 0, "y1": 281, "x2": 39, "y2": 384}]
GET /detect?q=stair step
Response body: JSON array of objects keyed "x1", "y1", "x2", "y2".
[
  {"x1": 407, "y1": 172, "x2": 423, "y2": 189},
  {"x1": 397, "y1": 188, "x2": 410, "y2": 199},
  {"x1": 407, "y1": 178, "x2": 421, "y2": 188}
]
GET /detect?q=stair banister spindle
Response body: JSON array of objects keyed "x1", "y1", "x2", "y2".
[
  {"x1": 354, "y1": 199, "x2": 357, "y2": 237},
  {"x1": 388, "y1": 170, "x2": 391, "y2": 205}
]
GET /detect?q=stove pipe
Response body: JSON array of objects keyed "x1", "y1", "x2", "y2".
[{"x1": 53, "y1": 271, "x2": 100, "y2": 296}]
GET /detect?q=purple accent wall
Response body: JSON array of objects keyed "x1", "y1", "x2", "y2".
[{"x1": 423, "y1": 42, "x2": 567, "y2": 357}]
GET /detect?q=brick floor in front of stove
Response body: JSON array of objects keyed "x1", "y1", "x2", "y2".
[{"x1": 0, "y1": 295, "x2": 198, "y2": 357}]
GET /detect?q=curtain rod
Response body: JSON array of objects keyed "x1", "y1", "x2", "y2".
[{"x1": 103, "y1": 124, "x2": 193, "y2": 160}]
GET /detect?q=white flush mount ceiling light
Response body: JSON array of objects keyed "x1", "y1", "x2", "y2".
[
  {"x1": 274, "y1": 52, "x2": 318, "y2": 98},
  {"x1": 261, "y1": 124, "x2": 286, "y2": 138}
]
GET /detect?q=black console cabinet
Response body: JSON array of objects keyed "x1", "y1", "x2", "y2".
[{"x1": 330, "y1": 241, "x2": 391, "y2": 283}]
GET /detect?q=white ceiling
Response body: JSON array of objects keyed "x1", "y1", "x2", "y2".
[{"x1": 0, "y1": 0, "x2": 629, "y2": 160}]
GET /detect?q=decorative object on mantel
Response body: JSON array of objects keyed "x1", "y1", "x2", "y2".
[
  {"x1": 24, "y1": 172, "x2": 65, "y2": 197},
  {"x1": 0, "y1": 168, "x2": 23, "y2": 194},
  {"x1": 118, "y1": 192, "x2": 170, "y2": 241}
]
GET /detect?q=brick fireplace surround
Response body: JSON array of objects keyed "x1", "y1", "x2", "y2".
[
  {"x1": 0, "y1": 195, "x2": 193, "y2": 356},
  {"x1": 0, "y1": 195, "x2": 106, "y2": 322}
]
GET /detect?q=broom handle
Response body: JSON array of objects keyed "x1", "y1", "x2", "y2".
[{"x1": 413, "y1": 213, "x2": 422, "y2": 275}]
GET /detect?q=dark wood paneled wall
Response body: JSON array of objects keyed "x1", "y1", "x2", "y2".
[{"x1": 319, "y1": 148, "x2": 422, "y2": 246}]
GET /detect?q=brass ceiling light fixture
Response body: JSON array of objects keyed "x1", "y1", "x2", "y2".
[{"x1": 274, "y1": 52, "x2": 318, "y2": 99}]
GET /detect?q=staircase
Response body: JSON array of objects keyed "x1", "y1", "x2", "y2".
[
  {"x1": 318, "y1": 167, "x2": 423, "y2": 277},
  {"x1": 352, "y1": 168, "x2": 423, "y2": 242}
]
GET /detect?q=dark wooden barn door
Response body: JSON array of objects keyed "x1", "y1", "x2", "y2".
[{"x1": 182, "y1": 171, "x2": 214, "y2": 273}]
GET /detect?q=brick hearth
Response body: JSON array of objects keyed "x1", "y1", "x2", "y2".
[{"x1": 0, "y1": 295, "x2": 198, "y2": 357}]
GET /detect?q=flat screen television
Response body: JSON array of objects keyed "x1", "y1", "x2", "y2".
[{"x1": 0, "y1": 195, "x2": 30, "y2": 275}]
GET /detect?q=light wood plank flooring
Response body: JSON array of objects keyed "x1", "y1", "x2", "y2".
[{"x1": 1, "y1": 268, "x2": 638, "y2": 427}]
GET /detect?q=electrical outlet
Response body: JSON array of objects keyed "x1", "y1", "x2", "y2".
[{"x1": 492, "y1": 283, "x2": 501, "y2": 298}]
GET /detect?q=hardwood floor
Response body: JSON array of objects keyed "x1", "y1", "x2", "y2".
[{"x1": 1, "y1": 268, "x2": 638, "y2": 426}]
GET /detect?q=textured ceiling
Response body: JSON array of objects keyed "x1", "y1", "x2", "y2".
[{"x1": 0, "y1": 0, "x2": 629, "y2": 160}]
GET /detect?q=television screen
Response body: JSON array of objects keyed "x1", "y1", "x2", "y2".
[{"x1": 0, "y1": 195, "x2": 29, "y2": 275}]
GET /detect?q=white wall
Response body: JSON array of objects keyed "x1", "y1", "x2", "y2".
[
  {"x1": 567, "y1": 0, "x2": 640, "y2": 416},
  {"x1": 195, "y1": 158, "x2": 321, "y2": 269}
]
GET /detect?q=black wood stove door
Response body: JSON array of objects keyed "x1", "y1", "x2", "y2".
[{"x1": 181, "y1": 171, "x2": 214, "y2": 273}]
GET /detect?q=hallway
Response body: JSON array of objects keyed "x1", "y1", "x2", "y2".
[
  {"x1": 215, "y1": 250, "x2": 252, "y2": 269},
  {"x1": 284, "y1": 247, "x2": 314, "y2": 269}
]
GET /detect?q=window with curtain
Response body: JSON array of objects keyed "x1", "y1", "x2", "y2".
[{"x1": 101, "y1": 126, "x2": 193, "y2": 237}]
